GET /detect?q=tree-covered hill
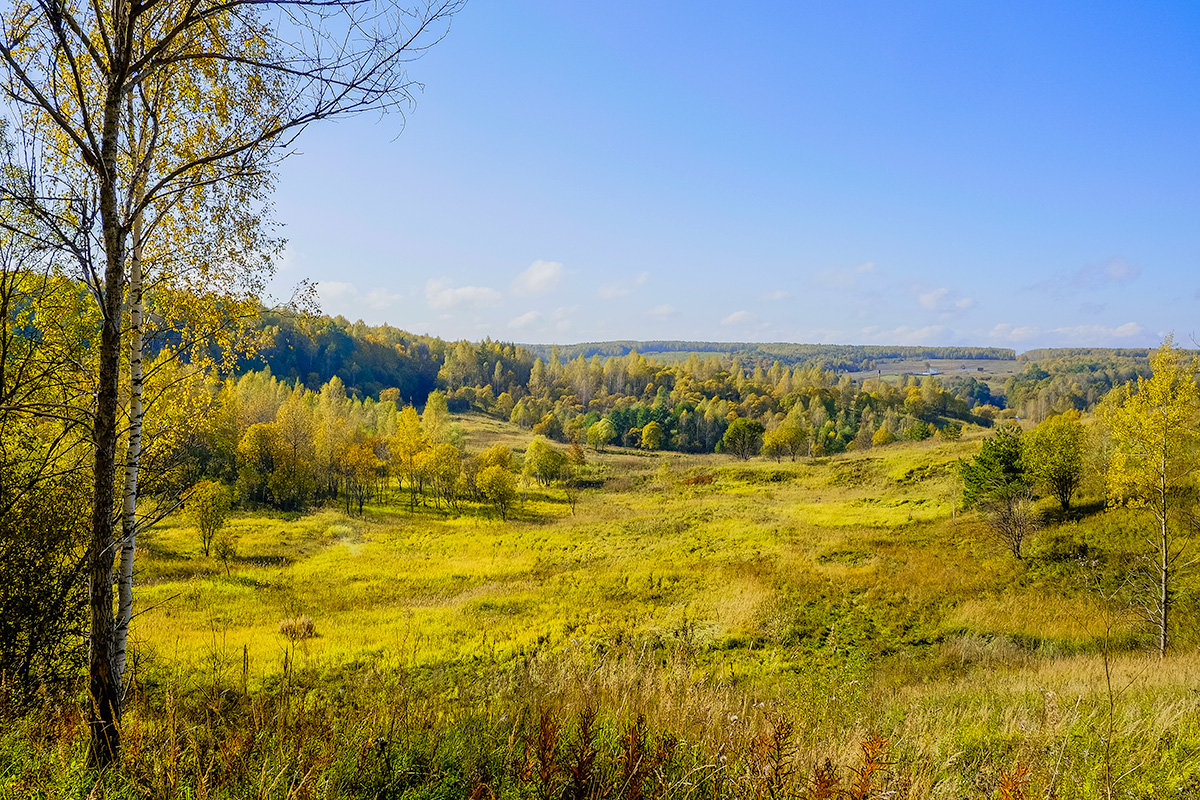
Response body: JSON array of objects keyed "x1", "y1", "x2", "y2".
[
  {"x1": 242, "y1": 313, "x2": 1167, "y2": 433},
  {"x1": 245, "y1": 310, "x2": 446, "y2": 401}
]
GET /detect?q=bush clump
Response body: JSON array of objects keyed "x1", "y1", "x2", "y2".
[{"x1": 278, "y1": 615, "x2": 316, "y2": 641}]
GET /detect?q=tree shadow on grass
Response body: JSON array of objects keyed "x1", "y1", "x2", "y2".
[{"x1": 1040, "y1": 498, "x2": 1106, "y2": 527}]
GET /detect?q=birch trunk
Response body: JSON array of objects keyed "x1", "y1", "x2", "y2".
[
  {"x1": 113, "y1": 209, "x2": 144, "y2": 693},
  {"x1": 1158, "y1": 453, "x2": 1169, "y2": 659}
]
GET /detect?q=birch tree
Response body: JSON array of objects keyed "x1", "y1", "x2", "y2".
[
  {"x1": 112, "y1": 68, "x2": 283, "y2": 718},
  {"x1": 390, "y1": 405, "x2": 428, "y2": 510},
  {"x1": 1102, "y1": 337, "x2": 1200, "y2": 658},
  {"x1": 1, "y1": 0, "x2": 463, "y2": 767}
]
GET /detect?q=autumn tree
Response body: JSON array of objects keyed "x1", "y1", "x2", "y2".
[
  {"x1": 1102, "y1": 338, "x2": 1200, "y2": 657},
  {"x1": 524, "y1": 437, "x2": 567, "y2": 487},
  {"x1": 271, "y1": 390, "x2": 317, "y2": 510},
  {"x1": 1, "y1": 0, "x2": 463, "y2": 765},
  {"x1": 422, "y1": 390, "x2": 453, "y2": 443},
  {"x1": 236, "y1": 423, "x2": 280, "y2": 505},
  {"x1": 640, "y1": 421, "x2": 665, "y2": 451},
  {"x1": 762, "y1": 423, "x2": 810, "y2": 461},
  {"x1": 532, "y1": 412, "x2": 565, "y2": 442},
  {"x1": 477, "y1": 464, "x2": 517, "y2": 520},
  {"x1": 0, "y1": 448, "x2": 89, "y2": 704},
  {"x1": 341, "y1": 437, "x2": 381, "y2": 515},
  {"x1": 426, "y1": 442, "x2": 462, "y2": 509},
  {"x1": 390, "y1": 406, "x2": 429, "y2": 511},
  {"x1": 586, "y1": 418, "x2": 617, "y2": 451},
  {"x1": 985, "y1": 484, "x2": 1039, "y2": 561},
  {"x1": 560, "y1": 464, "x2": 583, "y2": 514},
  {"x1": 480, "y1": 443, "x2": 514, "y2": 472},
  {"x1": 186, "y1": 480, "x2": 231, "y2": 558},
  {"x1": 0, "y1": 236, "x2": 92, "y2": 703},
  {"x1": 1023, "y1": 410, "x2": 1085, "y2": 510},
  {"x1": 722, "y1": 418, "x2": 765, "y2": 460},
  {"x1": 213, "y1": 529, "x2": 239, "y2": 576},
  {"x1": 316, "y1": 378, "x2": 353, "y2": 501}
]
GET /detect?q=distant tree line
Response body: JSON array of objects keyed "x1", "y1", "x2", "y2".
[
  {"x1": 522, "y1": 341, "x2": 1017, "y2": 371},
  {"x1": 439, "y1": 348, "x2": 986, "y2": 457}
]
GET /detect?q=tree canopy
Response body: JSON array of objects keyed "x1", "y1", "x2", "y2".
[
  {"x1": 1023, "y1": 410, "x2": 1085, "y2": 510},
  {"x1": 722, "y1": 418, "x2": 765, "y2": 460}
]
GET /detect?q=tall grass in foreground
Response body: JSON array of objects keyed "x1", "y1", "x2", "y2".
[{"x1": 4, "y1": 642, "x2": 1199, "y2": 799}]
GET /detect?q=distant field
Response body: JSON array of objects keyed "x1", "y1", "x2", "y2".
[{"x1": 844, "y1": 357, "x2": 1025, "y2": 387}]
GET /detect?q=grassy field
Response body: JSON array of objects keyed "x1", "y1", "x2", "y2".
[
  {"x1": 844, "y1": 357, "x2": 1024, "y2": 389},
  {"x1": 7, "y1": 415, "x2": 1200, "y2": 798},
  {"x1": 132, "y1": 426, "x2": 983, "y2": 678}
]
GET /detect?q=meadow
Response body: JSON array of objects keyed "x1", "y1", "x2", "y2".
[{"x1": 6, "y1": 415, "x2": 1200, "y2": 799}]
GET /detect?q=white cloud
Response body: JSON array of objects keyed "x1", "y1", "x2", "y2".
[
  {"x1": 425, "y1": 278, "x2": 503, "y2": 311},
  {"x1": 789, "y1": 326, "x2": 845, "y2": 343},
  {"x1": 363, "y1": 287, "x2": 405, "y2": 310},
  {"x1": 1072, "y1": 257, "x2": 1140, "y2": 288},
  {"x1": 598, "y1": 271, "x2": 650, "y2": 300},
  {"x1": 867, "y1": 325, "x2": 947, "y2": 345},
  {"x1": 990, "y1": 323, "x2": 1040, "y2": 342},
  {"x1": 597, "y1": 283, "x2": 629, "y2": 300},
  {"x1": 550, "y1": 305, "x2": 577, "y2": 333},
  {"x1": 512, "y1": 260, "x2": 564, "y2": 296},
  {"x1": 1050, "y1": 322, "x2": 1145, "y2": 343},
  {"x1": 318, "y1": 280, "x2": 358, "y2": 303},
  {"x1": 763, "y1": 290, "x2": 790, "y2": 301},
  {"x1": 721, "y1": 310, "x2": 756, "y2": 327},
  {"x1": 918, "y1": 286, "x2": 975, "y2": 314},
  {"x1": 650, "y1": 304, "x2": 676, "y2": 318},
  {"x1": 508, "y1": 310, "x2": 540, "y2": 330},
  {"x1": 918, "y1": 287, "x2": 948, "y2": 311},
  {"x1": 1029, "y1": 256, "x2": 1142, "y2": 296}
]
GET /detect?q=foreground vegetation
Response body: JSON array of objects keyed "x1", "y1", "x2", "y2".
[{"x1": 6, "y1": 416, "x2": 1200, "y2": 798}]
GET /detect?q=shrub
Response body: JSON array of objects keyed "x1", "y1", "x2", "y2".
[{"x1": 278, "y1": 616, "x2": 316, "y2": 641}]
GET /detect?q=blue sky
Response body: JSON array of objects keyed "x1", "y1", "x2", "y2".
[{"x1": 271, "y1": 1, "x2": 1200, "y2": 350}]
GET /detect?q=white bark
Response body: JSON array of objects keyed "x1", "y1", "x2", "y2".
[{"x1": 113, "y1": 210, "x2": 144, "y2": 693}]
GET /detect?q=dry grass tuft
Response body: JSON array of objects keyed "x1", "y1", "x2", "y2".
[{"x1": 277, "y1": 615, "x2": 316, "y2": 641}]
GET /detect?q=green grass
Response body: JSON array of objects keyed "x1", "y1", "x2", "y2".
[
  {"x1": 7, "y1": 417, "x2": 1200, "y2": 797},
  {"x1": 130, "y1": 426, "x2": 1182, "y2": 680}
]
